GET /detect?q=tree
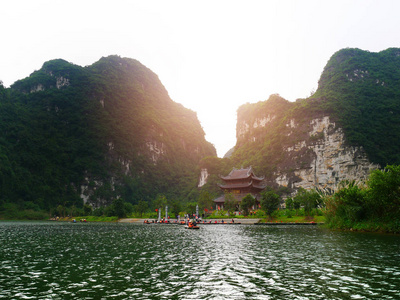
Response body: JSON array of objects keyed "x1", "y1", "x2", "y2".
[
  {"x1": 112, "y1": 198, "x2": 126, "y2": 219},
  {"x1": 153, "y1": 194, "x2": 168, "y2": 213},
  {"x1": 133, "y1": 200, "x2": 148, "y2": 217},
  {"x1": 83, "y1": 204, "x2": 92, "y2": 216},
  {"x1": 240, "y1": 194, "x2": 255, "y2": 216},
  {"x1": 198, "y1": 190, "x2": 213, "y2": 211},
  {"x1": 285, "y1": 197, "x2": 294, "y2": 210},
  {"x1": 93, "y1": 206, "x2": 104, "y2": 216},
  {"x1": 367, "y1": 165, "x2": 400, "y2": 218},
  {"x1": 224, "y1": 193, "x2": 238, "y2": 215},
  {"x1": 260, "y1": 190, "x2": 280, "y2": 217},
  {"x1": 185, "y1": 202, "x2": 197, "y2": 216},
  {"x1": 56, "y1": 205, "x2": 65, "y2": 217},
  {"x1": 0, "y1": 80, "x2": 5, "y2": 100},
  {"x1": 294, "y1": 188, "x2": 321, "y2": 216},
  {"x1": 168, "y1": 199, "x2": 182, "y2": 217},
  {"x1": 124, "y1": 202, "x2": 134, "y2": 216},
  {"x1": 293, "y1": 198, "x2": 301, "y2": 212},
  {"x1": 324, "y1": 181, "x2": 367, "y2": 223}
]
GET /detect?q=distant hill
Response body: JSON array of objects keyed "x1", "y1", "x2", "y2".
[
  {"x1": 2, "y1": 48, "x2": 400, "y2": 213},
  {"x1": 0, "y1": 56, "x2": 215, "y2": 212},
  {"x1": 200, "y1": 48, "x2": 400, "y2": 197},
  {"x1": 312, "y1": 48, "x2": 400, "y2": 165}
]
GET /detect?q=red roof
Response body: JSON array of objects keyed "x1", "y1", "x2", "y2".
[
  {"x1": 218, "y1": 181, "x2": 266, "y2": 190},
  {"x1": 213, "y1": 193, "x2": 261, "y2": 203},
  {"x1": 218, "y1": 182, "x2": 253, "y2": 189},
  {"x1": 220, "y1": 166, "x2": 264, "y2": 181}
]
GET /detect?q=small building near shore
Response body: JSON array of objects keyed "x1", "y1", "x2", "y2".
[{"x1": 214, "y1": 166, "x2": 266, "y2": 210}]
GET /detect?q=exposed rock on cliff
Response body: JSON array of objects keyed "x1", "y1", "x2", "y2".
[
  {"x1": 233, "y1": 96, "x2": 379, "y2": 194},
  {"x1": 225, "y1": 48, "x2": 400, "y2": 194},
  {"x1": 276, "y1": 116, "x2": 378, "y2": 192},
  {"x1": 1, "y1": 56, "x2": 216, "y2": 210}
]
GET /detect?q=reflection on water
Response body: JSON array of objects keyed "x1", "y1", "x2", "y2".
[{"x1": 0, "y1": 222, "x2": 399, "y2": 299}]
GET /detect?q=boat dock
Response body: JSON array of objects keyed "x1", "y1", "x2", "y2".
[{"x1": 119, "y1": 218, "x2": 323, "y2": 225}]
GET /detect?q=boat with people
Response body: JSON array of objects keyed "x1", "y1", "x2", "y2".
[
  {"x1": 185, "y1": 225, "x2": 200, "y2": 229},
  {"x1": 185, "y1": 219, "x2": 200, "y2": 229}
]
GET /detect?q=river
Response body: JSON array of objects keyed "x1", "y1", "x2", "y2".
[{"x1": 0, "y1": 221, "x2": 399, "y2": 299}]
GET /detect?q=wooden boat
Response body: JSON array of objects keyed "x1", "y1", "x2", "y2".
[{"x1": 185, "y1": 225, "x2": 200, "y2": 229}]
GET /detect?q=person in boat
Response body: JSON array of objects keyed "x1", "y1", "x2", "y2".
[{"x1": 188, "y1": 219, "x2": 193, "y2": 228}]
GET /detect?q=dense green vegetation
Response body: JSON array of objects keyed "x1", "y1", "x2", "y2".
[
  {"x1": 260, "y1": 190, "x2": 281, "y2": 217},
  {"x1": 232, "y1": 94, "x2": 295, "y2": 177},
  {"x1": 217, "y1": 48, "x2": 400, "y2": 176},
  {"x1": 311, "y1": 48, "x2": 400, "y2": 166},
  {"x1": 0, "y1": 56, "x2": 215, "y2": 219},
  {"x1": 1, "y1": 48, "x2": 400, "y2": 226},
  {"x1": 240, "y1": 194, "x2": 255, "y2": 216},
  {"x1": 201, "y1": 48, "x2": 400, "y2": 231},
  {"x1": 324, "y1": 165, "x2": 400, "y2": 232}
]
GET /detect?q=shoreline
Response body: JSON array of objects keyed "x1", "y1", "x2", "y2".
[
  {"x1": 118, "y1": 218, "x2": 324, "y2": 226},
  {"x1": 118, "y1": 218, "x2": 260, "y2": 224}
]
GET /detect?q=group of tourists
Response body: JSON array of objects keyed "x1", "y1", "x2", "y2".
[
  {"x1": 72, "y1": 219, "x2": 87, "y2": 223},
  {"x1": 187, "y1": 219, "x2": 197, "y2": 228},
  {"x1": 143, "y1": 216, "x2": 237, "y2": 225}
]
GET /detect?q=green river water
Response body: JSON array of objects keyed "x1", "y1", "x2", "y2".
[{"x1": 0, "y1": 221, "x2": 399, "y2": 299}]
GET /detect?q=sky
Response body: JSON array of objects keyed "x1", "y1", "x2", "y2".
[{"x1": 2, "y1": 0, "x2": 400, "y2": 157}]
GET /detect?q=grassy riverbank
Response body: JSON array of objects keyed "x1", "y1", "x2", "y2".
[
  {"x1": 259, "y1": 215, "x2": 325, "y2": 223},
  {"x1": 324, "y1": 218, "x2": 400, "y2": 234},
  {"x1": 208, "y1": 208, "x2": 325, "y2": 223},
  {"x1": 55, "y1": 216, "x2": 119, "y2": 222}
]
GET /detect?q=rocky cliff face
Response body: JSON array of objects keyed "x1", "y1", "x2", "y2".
[
  {"x1": 274, "y1": 115, "x2": 378, "y2": 193},
  {"x1": 198, "y1": 169, "x2": 209, "y2": 188},
  {"x1": 2, "y1": 56, "x2": 216, "y2": 210},
  {"x1": 213, "y1": 94, "x2": 381, "y2": 195},
  {"x1": 200, "y1": 48, "x2": 400, "y2": 196}
]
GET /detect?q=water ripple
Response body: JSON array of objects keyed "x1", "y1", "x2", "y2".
[{"x1": 0, "y1": 222, "x2": 399, "y2": 299}]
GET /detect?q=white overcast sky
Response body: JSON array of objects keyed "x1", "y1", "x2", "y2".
[{"x1": 2, "y1": 0, "x2": 400, "y2": 157}]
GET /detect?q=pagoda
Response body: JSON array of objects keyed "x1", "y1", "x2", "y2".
[{"x1": 214, "y1": 166, "x2": 266, "y2": 210}]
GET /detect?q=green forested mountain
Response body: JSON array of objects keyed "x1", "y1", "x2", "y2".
[
  {"x1": 2, "y1": 48, "x2": 399, "y2": 218},
  {"x1": 0, "y1": 56, "x2": 215, "y2": 214},
  {"x1": 312, "y1": 48, "x2": 400, "y2": 165},
  {"x1": 225, "y1": 48, "x2": 400, "y2": 170},
  {"x1": 198, "y1": 48, "x2": 400, "y2": 198}
]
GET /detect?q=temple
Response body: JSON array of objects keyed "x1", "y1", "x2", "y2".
[{"x1": 214, "y1": 166, "x2": 266, "y2": 210}]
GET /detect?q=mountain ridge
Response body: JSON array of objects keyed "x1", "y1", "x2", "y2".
[
  {"x1": 0, "y1": 55, "x2": 216, "y2": 213},
  {"x1": 200, "y1": 48, "x2": 400, "y2": 198},
  {"x1": 1, "y1": 48, "x2": 399, "y2": 216}
]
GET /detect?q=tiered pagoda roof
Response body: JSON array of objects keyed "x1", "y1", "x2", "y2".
[
  {"x1": 220, "y1": 166, "x2": 264, "y2": 182},
  {"x1": 217, "y1": 166, "x2": 266, "y2": 194},
  {"x1": 214, "y1": 166, "x2": 266, "y2": 208},
  {"x1": 218, "y1": 181, "x2": 265, "y2": 190}
]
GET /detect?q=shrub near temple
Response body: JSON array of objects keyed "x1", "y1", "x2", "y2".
[
  {"x1": 260, "y1": 190, "x2": 281, "y2": 217},
  {"x1": 224, "y1": 193, "x2": 238, "y2": 215},
  {"x1": 240, "y1": 194, "x2": 255, "y2": 216},
  {"x1": 294, "y1": 188, "x2": 322, "y2": 216}
]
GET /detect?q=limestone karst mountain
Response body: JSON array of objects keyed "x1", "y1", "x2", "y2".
[
  {"x1": 200, "y1": 48, "x2": 400, "y2": 197},
  {"x1": 0, "y1": 56, "x2": 215, "y2": 211},
  {"x1": 1, "y1": 48, "x2": 400, "y2": 214}
]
